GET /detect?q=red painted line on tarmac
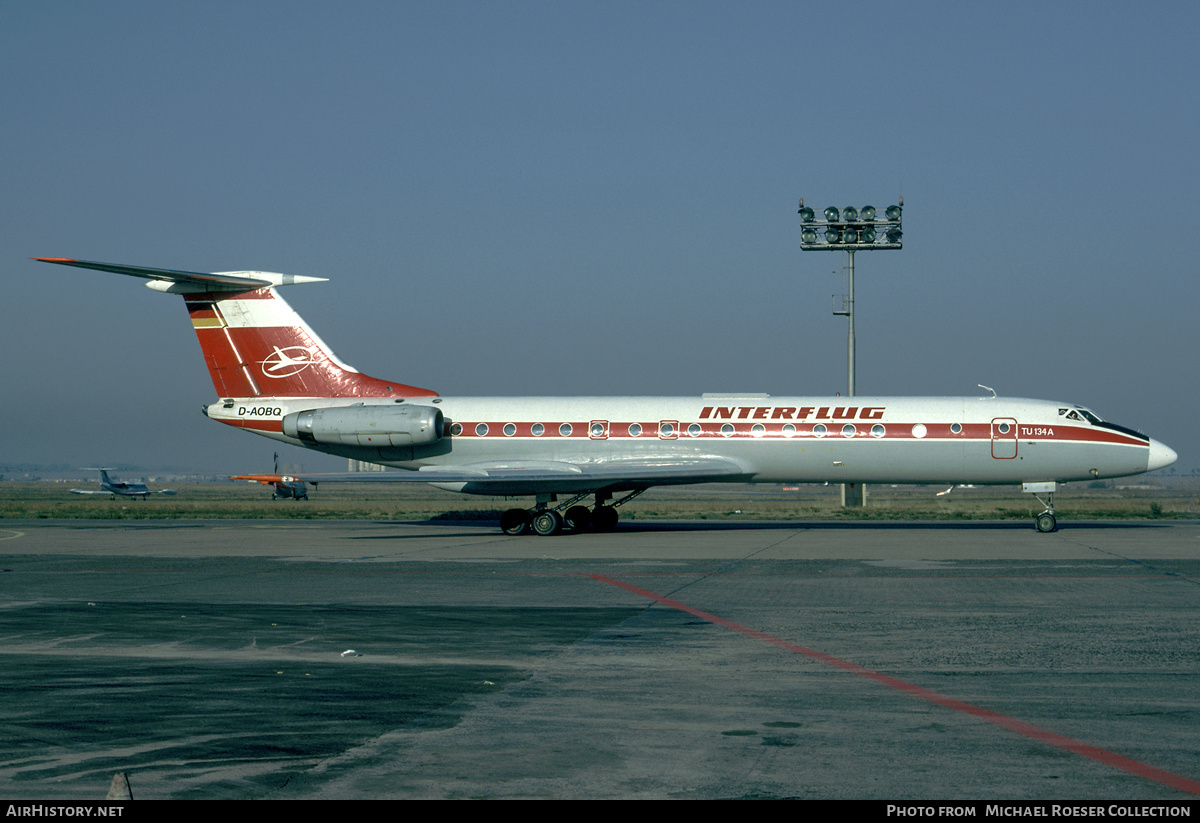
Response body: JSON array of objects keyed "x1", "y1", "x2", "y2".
[{"x1": 589, "y1": 573, "x2": 1200, "y2": 797}]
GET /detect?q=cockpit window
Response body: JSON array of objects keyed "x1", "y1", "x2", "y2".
[{"x1": 1072, "y1": 406, "x2": 1148, "y2": 441}]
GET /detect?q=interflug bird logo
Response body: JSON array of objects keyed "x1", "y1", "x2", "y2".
[{"x1": 261, "y1": 345, "x2": 319, "y2": 378}]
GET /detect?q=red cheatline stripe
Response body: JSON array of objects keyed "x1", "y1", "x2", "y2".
[{"x1": 588, "y1": 574, "x2": 1200, "y2": 796}]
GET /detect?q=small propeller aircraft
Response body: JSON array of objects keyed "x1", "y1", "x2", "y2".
[
  {"x1": 230, "y1": 474, "x2": 310, "y2": 500},
  {"x1": 231, "y1": 454, "x2": 311, "y2": 499},
  {"x1": 71, "y1": 468, "x2": 177, "y2": 500}
]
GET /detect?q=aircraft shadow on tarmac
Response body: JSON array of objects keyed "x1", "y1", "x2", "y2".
[{"x1": 349, "y1": 518, "x2": 1181, "y2": 536}]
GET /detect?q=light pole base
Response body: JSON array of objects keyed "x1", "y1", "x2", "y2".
[{"x1": 841, "y1": 482, "x2": 866, "y2": 508}]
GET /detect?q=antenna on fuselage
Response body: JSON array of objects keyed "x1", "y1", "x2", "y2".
[{"x1": 978, "y1": 384, "x2": 997, "y2": 399}]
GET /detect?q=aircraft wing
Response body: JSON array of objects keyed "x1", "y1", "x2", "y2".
[
  {"x1": 295, "y1": 458, "x2": 751, "y2": 496},
  {"x1": 71, "y1": 488, "x2": 176, "y2": 495}
]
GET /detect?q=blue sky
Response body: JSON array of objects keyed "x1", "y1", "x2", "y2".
[{"x1": 2, "y1": 1, "x2": 1196, "y2": 475}]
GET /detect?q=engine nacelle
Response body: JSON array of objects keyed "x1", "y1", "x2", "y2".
[{"x1": 282, "y1": 404, "x2": 444, "y2": 448}]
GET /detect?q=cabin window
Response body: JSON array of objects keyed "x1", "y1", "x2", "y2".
[
  {"x1": 590, "y1": 422, "x2": 606, "y2": 437},
  {"x1": 628, "y1": 423, "x2": 642, "y2": 437},
  {"x1": 949, "y1": 423, "x2": 961, "y2": 434},
  {"x1": 782, "y1": 423, "x2": 796, "y2": 437},
  {"x1": 531, "y1": 423, "x2": 544, "y2": 437},
  {"x1": 912, "y1": 424, "x2": 928, "y2": 439},
  {"x1": 842, "y1": 424, "x2": 856, "y2": 437},
  {"x1": 997, "y1": 422, "x2": 1011, "y2": 434},
  {"x1": 721, "y1": 423, "x2": 735, "y2": 437},
  {"x1": 659, "y1": 422, "x2": 675, "y2": 437},
  {"x1": 751, "y1": 423, "x2": 766, "y2": 437},
  {"x1": 450, "y1": 423, "x2": 463, "y2": 436},
  {"x1": 871, "y1": 424, "x2": 885, "y2": 438},
  {"x1": 559, "y1": 423, "x2": 573, "y2": 436},
  {"x1": 503, "y1": 423, "x2": 516, "y2": 437},
  {"x1": 475, "y1": 423, "x2": 489, "y2": 436},
  {"x1": 688, "y1": 423, "x2": 702, "y2": 437},
  {"x1": 813, "y1": 424, "x2": 827, "y2": 437}
]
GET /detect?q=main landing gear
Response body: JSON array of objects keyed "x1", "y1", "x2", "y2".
[
  {"x1": 500, "y1": 490, "x2": 644, "y2": 536},
  {"x1": 1023, "y1": 482, "x2": 1058, "y2": 533}
]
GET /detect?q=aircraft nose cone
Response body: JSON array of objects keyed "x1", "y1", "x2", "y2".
[{"x1": 1147, "y1": 439, "x2": 1178, "y2": 472}]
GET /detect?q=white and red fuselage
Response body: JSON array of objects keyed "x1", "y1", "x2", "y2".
[
  {"x1": 208, "y1": 392, "x2": 1165, "y2": 491},
  {"x1": 38, "y1": 258, "x2": 1177, "y2": 521}
]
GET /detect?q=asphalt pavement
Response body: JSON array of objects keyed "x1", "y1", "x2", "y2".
[{"x1": 1, "y1": 518, "x2": 1197, "y2": 800}]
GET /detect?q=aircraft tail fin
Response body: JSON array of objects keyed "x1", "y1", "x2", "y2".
[
  {"x1": 182, "y1": 287, "x2": 438, "y2": 398},
  {"x1": 81, "y1": 467, "x2": 117, "y2": 484},
  {"x1": 37, "y1": 258, "x2": 437, "y2": 400}
]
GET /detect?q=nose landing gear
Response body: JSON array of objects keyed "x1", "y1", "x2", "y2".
[
  {"x1": 1035, "y1": 510, "x2": 1057, "y2": 533},
  {"x1": 1023, "y1": 482, "x2": 1058, "y2": 532}
]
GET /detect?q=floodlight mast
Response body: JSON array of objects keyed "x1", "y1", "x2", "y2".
[{"x1": 798, "y1": 196, "x2": 903, "y2": 507}]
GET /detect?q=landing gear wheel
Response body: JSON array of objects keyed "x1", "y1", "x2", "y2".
[
  {"x1": 592, "y1": 505, "x2": 619, "y2": 531},
  {"x1": 501, "y1": 508, "x2": 532, "y2": 535},
  {"x1": 532, "y1": 509, "x2": 563, "y2": 536},
  {"x1": 1035, "y1": 512, "x2": 1057, "y2": 533},
  {"x1": 564, "y1": 505, "x2": 592, "y2": 531}
]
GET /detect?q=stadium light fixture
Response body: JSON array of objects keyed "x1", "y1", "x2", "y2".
[{"x1": 798, "y1": 198, "x2": 902, "y2": 252}]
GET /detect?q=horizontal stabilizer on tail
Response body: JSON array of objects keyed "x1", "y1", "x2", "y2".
[{"x1": 34, "y1": 258, "x2": 327, "y2": 291}]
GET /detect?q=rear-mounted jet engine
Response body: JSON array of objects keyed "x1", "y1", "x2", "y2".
[{"x1": 282, "y1": 404, "x2": 444, "y2": 447}]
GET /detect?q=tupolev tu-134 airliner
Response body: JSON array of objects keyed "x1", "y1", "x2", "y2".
[{"x1": 38, "y1": 257, "x2": 1176, "y2": 535}]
